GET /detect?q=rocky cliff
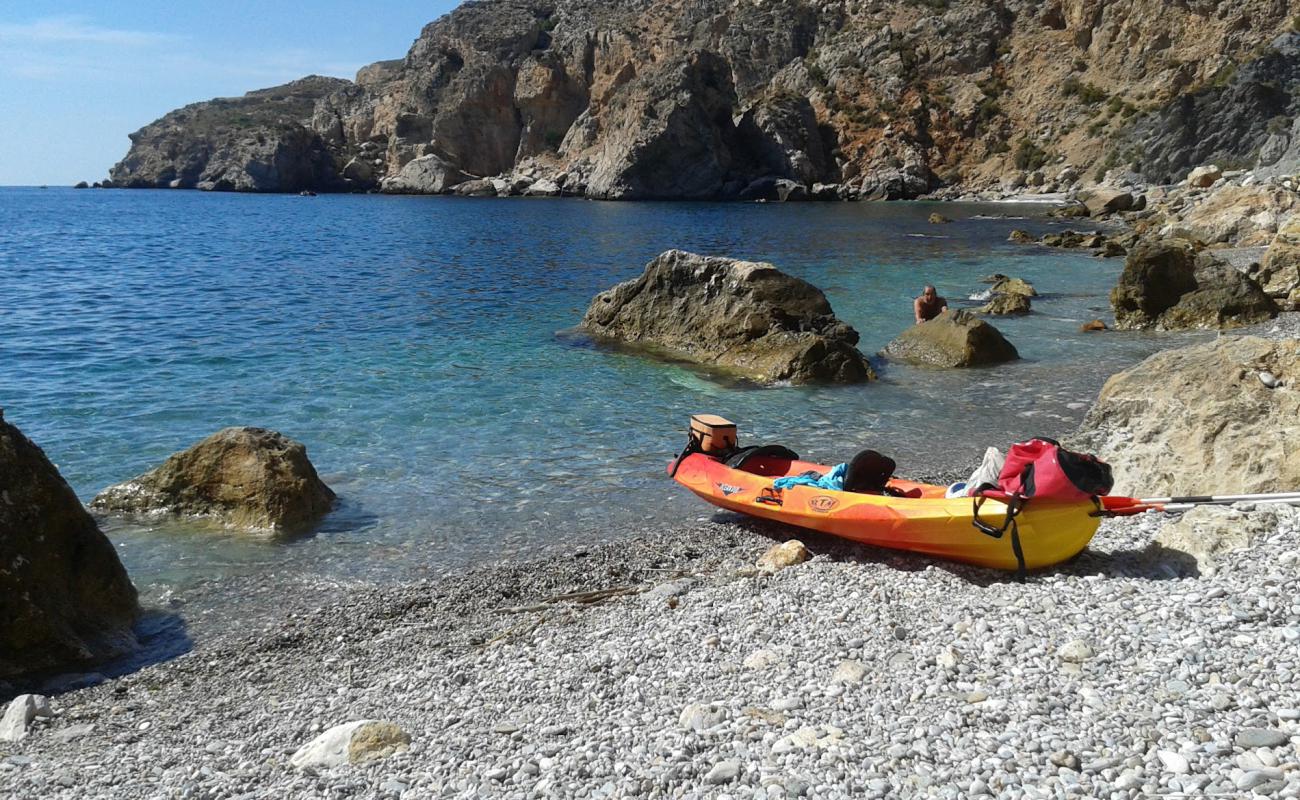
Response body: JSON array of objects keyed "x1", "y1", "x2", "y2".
[{"x1": 108, "y1": 1, "x2": 1300, "y2": 199}]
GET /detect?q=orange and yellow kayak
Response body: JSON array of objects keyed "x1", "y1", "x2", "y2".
[{"x1": 669, "y1": 451, "x2": 1100, "y2": 571}]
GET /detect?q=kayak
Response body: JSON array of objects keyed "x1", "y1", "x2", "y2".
[{"x1": 669, "y1": 450, "x2": 1101, "y2": 571}]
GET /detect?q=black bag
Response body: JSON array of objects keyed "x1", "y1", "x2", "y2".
[{"x1": 842, "y1": 449, "x2": 896, "y2": 494}]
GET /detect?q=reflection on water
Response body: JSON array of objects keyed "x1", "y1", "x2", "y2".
[{"x1": 1, "y1": 189, "x2": 1210, "y2": 624}]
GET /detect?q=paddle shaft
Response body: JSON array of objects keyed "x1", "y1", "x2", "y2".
[{"x1": 1138, "y1": 491, "x2": 1300, "y2": 505}]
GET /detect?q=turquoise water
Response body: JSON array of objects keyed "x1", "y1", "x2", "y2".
[{"x1": 1, "y1": 188, "x2": 1203, "y2": 606}]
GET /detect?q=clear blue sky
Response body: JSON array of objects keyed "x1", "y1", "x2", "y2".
[{"x1": 0, "y1": 1, "x2": 461, "y2": 185}]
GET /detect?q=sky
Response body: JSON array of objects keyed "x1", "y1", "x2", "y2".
[{"x1": 0, "y1": 1, "x2": 461, "y2": 185}]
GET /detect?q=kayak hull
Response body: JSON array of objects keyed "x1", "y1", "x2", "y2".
[{"x1": 671, "y1": 452, "x2": 1099, "y2": 571}]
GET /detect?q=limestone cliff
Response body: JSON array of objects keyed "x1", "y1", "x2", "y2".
[{"x1": 108, "y1": 1, "x2": 1300, "y2": 198}]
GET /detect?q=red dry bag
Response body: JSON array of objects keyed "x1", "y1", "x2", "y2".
[{"x1": 996, "y1": 437, "x2": 1113, "y2": 502}]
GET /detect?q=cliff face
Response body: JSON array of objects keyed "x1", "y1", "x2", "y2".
[{"x1": 108, "y1": 0, "x2": 1300, "y2": 198}]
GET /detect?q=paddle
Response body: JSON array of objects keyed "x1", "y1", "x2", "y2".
[{"x1": 1101, "y1": 491, "x2": 1300, "y2": 516}]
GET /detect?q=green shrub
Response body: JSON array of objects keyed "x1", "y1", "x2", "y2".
[
  {"x1": 1013, "y1": 139, "x2": 1049, "y2": 171},
  {"x1": 1063, "y1": 77, "x2": 1108, "y2": 104}
]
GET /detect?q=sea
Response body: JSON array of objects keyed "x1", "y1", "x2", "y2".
[{"x1": 1, "y1": 187, "x2": 1210, "y2": 618}]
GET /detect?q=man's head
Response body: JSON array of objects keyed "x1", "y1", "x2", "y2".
[{"x1": 922, "y1": 285, "x2": 937, "y2": 299}]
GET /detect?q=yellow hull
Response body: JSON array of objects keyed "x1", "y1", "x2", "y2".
[{"x1": 672, "y1": 452, "x2": 1099, "y2": 571}]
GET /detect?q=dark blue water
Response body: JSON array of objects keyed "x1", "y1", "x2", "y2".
[{"x1": 1, "y1": 188, "x2": 1204, "y2": 608}]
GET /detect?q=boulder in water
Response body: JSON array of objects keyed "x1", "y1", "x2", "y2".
[
  {"x1": 1073, "y1": 336, "x2": 1300, "y2": 496},
  {"x1": 0, "y1": 410, "x2": 139, "y2": 681},
  {"x1": 979, "y1": 292, "x2": 1031, "y2": 315},
  {"x1": 91, "y1": 427, "x2": 336, "y2": 533},
  {"x1": 880, "y1": 310, "x2": 1019, "y2": 368},
  {"x1": 989, "y1": 276, "x2": 1037, "y2": 297},
  {"x1": 580, "y1": 250, "x2": 873, "y2": 384}
]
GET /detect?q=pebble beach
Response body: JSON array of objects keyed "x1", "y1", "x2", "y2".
[{"x1": 3, "y1": 501, "x2": 1299, "y2": 799}]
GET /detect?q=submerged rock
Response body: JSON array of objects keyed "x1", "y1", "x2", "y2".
[
  {"x1": 880, "y1": 310, "x2": 1019, "y2": 368},
  {"x1": 580, "y1": 250, "x2": 873, "y2": 385},
  {"x1": 91, "y1": 427, "x2": 336, "y2": 533},
  {"x1": 0, "y1": 410, "x2": 139, "y2": 681},
  {"x1": 1074, "y1": 336, "x2": 1300, "y2": 495}
]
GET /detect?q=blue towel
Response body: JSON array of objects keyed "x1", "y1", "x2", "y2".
[{"x1": 773, "y1": 463, "x2": 846, "y2": 491}]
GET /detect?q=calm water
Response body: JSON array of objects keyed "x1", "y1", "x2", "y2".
[{"x1": 1, "y1": 188, "x2": 1203, "y2": 609}]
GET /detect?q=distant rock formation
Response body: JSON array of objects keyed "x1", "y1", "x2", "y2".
[
  {"x1": 92, "y1": 427, "x2": 336, "y2": 533},
  {"x1": 581, "y1": 250, "x2": 873, "y2": 384},
  {"x1": 105, "y1": 2, "x2": 1300, "y2": 197},
  {"x1": 880, "y1": 310, "x2": 1019, "y2": 368},
  {"x1": 0, "y1": 410, "x2": 139, "y2": 681},
  {"x1": 1110, "y1": 239, "x2": 1276, "y2": 329},
  {"x1": 1074, "y1": 336, "x2": 1299, "y2": 496}
]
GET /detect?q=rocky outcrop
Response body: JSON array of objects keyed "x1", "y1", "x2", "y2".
[
  {"x1": 110, "y1": 77, "x2": 354, "y2": 192},
  {"x1": 880, "y1": 310, "x2": 1019, "y2": 368},
  {"x1": 0, "y1": 410, "x2": 139, "y2": 681},
  {"x1": 1074, "y1": 336, "x2": 1299, "y2": 496},
  {"x1": 1166, "y1": 186, "x2": 1298, "y2": 246},
  {"x1": 1080, "y1": 188, "x2": 1133, "y2": 217},
  {"x1": 1110, "y1": 239, "x2": 1276, "y2": 329},
  {"x1": 580, "y1": 250, "x2": 873, "y2": 384},
  {"x1": 91, "y1": 427, "x2": 336, "y2": 533},
  {"x1": 1260, "y1": 214, "x2": 1300, "y2": 300},
  {"x1": 1155, "y1": 505, "x2": 1294, "y2": 576},
  {"x1": 1125, "y1": 33, "x2": 1300, "y2": 185},
  {"x1": 106, "y1": 1, "x2": 1300, "y2": 199}
]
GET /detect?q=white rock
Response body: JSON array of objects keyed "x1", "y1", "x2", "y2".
[
  {"x1": 1157, "y1": 750, "x2": 1190, "y2": 774},
  {"x1": 705, "y1": 759, "x2": 741, "y2": 784},
  {"x1": 0, "y1": 695, "x2": 52, "y2": 743},
  {"x1": 1057, "y1": 639, "x2": 1094, "y2": 663},
  {"x1": 1259, "y1": 371, "x2": 1279, "y2": 388},
  {"x1": 289, "y1": 720, "x2": 410, "y2": 769},
  {"x1": 679, "y1": 703, "x2": 729, "y2": 732},
  {"x1": 831, "y1": 659, "x2": 868, "y2": 684}
]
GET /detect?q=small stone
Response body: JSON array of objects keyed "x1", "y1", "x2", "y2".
[
  {"x1": 705, "y1": 759, "x2": 741, "y2": 785},
  {"x1": 757, "y1": 541, "x2": 810, "y2": 572},
  {"x1": 936, "y1": 647, "x2": 960, "y2": 669},
  {"x1": 493, "y1": 721, "x2": 521, "y2": 734},
  {"x1": 743, "y1": 649, "x2": 786, "y2": 670},
  {"x1": 831, "y1": 660, "x2": 868, "y2": 685},
  {"x1": 966, "y1": 690, "x2": 989, "y2": 704},
  {"x1": 1050, "y1": 750, "x2": 1080, "y2": 771},
  {"x1": 1057, "y1": 639, "x2": 1094, "y2": 663},
  {"x1": 679, "y1": 703, "x2": 729, "y2": 732},
  {"x1": 1258, "y1": 371, "x2": 1279, "y2": 388},
  {"x1": 1236, "y1": 728, "x2": 1290, "y2": 748},
  {"x1": 1157, "y1": 750, "x2": 1190, "y2": 774},
  {"x1": 486, "y1": 767, "x2": 508, "y2": 781}
]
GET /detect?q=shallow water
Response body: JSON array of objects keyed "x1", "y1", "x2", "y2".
[{"x1": 1, "y1": 188, "x2": 1208, "y2": 615}]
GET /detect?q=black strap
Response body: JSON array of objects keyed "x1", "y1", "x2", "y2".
[
  {"x1": 668, "y1": 432, "x2": 700, "y2": 478},
  {"x1": 972, "y1": 492, "x2": 1029, "y2": 581}
]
